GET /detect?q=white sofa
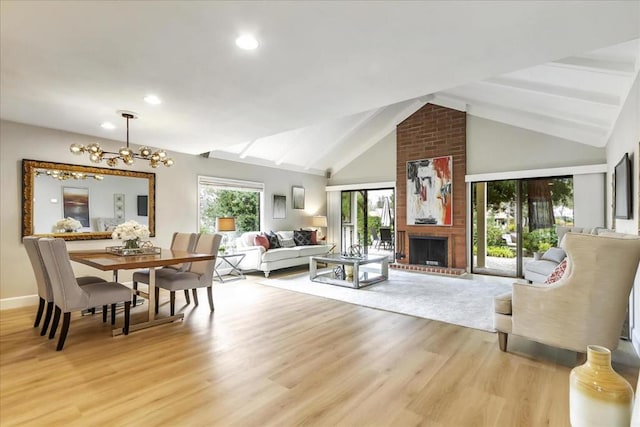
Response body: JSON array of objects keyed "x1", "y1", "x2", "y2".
[
  {"x1": 523, "y1": 226, "x2": 613, "y2": 282},
  {"x1": 234, "y1": 231, "x2": 332, "y2": 277}
]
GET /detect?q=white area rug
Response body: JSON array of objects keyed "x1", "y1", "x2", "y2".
[{"x1": 258, "y1": 269, "x2": 512, "y2": 332}]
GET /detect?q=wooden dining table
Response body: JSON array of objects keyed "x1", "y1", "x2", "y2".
[{"x1": 69, "y1": 249, "x2": 215, "y2": 335}]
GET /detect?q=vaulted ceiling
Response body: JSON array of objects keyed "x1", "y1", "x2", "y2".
[{"x1": 1, "y1": 1, "x2": 639, "y2": 175}]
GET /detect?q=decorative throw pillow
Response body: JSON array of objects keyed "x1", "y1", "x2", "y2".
[
  {"x1": 253, "y1": 234, "x2": 270, "y2": 251},
  {"x1": 541, "y1": 247, "x2": 566, "y2": 264},
  {"x1": 266, "y1": 231, "x2": 281, "y2": 249},
  {"x1": 310, "y1": 230, "x2": 317, "y2": 245},
  {"x1": 294, "y1": 229, "x2": 313, "y2": 246},
  {"x1": 279, "y1": 238, "x2": 296, "y2": 248},
  {"x1": 544, "y1": 258, "x2": 568, "y2": 285}
]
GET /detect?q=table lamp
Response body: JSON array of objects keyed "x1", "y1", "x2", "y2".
[
  {"x1": 216, "y1": 217, "x2": 236, "y2": 250},
  {"x1": 311, "y1": 215, "x2": 327, "y2": 241}
]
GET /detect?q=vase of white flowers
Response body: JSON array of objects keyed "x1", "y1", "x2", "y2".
[
  {"x1": 55, "y1": 217, "x2": 82, "y2": 232},
  {"x1": 111, "y1": 220, "x2": 150, "y2": 249}
]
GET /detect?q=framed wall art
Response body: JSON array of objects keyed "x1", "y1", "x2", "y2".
[
  {"x1": 63, "y1": 187, "x2": 90, "y2": 227},
  {"x1": 273, "y1": 194, "x2": 286, "y2": 219},
  {"x1": 406, "y1": 156, "x2": 452, "y2": 226},
  {"x1": 292, "y1": 186, "x2": 305, "y2": 210}
]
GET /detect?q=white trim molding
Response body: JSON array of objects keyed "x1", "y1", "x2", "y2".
[
  {"x1": 465, "y1": 164, "x2": 607, "y2": 183},
  {"x1": 1, "y1": 294, "x2": 39, "y2": 310},
  {"x1": 326, "y1": 181, "x2": 396, "y2": 192}
]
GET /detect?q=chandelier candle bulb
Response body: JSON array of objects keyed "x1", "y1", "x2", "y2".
[{"x1": 69, "y1": 111, "x2": 174, "y2": 168}]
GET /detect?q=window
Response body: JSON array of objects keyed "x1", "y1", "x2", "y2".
[{"x1": 198, "y1": 176, "x2": 264, "y2": 235}]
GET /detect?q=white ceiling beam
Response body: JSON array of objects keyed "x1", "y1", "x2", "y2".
[
  {"x1": 208, "y1": 150, "x2": 326, "y2": 176},
  {"x1": 437, "y1": 92, "x2": 609, "y2": 147},
  {"x1": 330, "y1": 99, "x2": 428, "y2": 174},
  {"x1": 238, "y1": 139, "x2": 258, "y2": 159},
  {"x1": 549, "y1": 56, "x2": 637, "y2": 76},
  {"x1": 439, "y1": 89, "x2": 612, "y2": 129},
  {"x1": 273, "y1": 129, "x2": 306, "y2": 165},
  {"x1": 303, "y1": 107, "x2": 386, "y2": 170},
  {"x1": 482, "y1": 76, "x2": 622, "y2": 106}
]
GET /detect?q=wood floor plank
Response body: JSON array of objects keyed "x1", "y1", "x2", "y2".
[{"x1": 1, "y1": 270, "x2": 638, "y2": 426}]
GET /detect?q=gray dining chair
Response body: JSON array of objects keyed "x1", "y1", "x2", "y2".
[
  {"x1": 23, "y1": 236, "x2": 108, "y2": 336},
  {"x1": 132, "y1": 232, "x2": 199, "y2": 306},
  {"x1": 155, "y1": 233, "x2": 222, "y2": 316},
  {"x1": 37, "y1": 238, "x2": 132, "y2": 351}
]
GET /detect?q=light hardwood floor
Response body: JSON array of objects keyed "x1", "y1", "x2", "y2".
[{"x1": 1, "y1": 268, "x2": 638, "y2": 426}]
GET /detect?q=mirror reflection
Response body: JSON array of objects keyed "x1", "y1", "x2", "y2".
[{"x1": 22, "y1": 159, "x2": 155, "y2": 240}]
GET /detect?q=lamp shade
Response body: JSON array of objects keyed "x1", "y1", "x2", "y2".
[
  {"x1": 216, "y1": 217, "x2": 236, "y2": 232},
  {"x1": 311, "y1": 215, "x2": 327, "y2": 228}
]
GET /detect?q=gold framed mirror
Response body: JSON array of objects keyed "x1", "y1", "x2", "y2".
[{"x1": 22, "y1": 159, "x2": 155, "y2": 240}]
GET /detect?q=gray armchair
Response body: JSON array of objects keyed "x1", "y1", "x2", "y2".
[
  {"x1": 494, "y1": 232, "x2": 640, "y2": 354},
  {"x1": 37, "y1": 238, "x2": 132, "y2": 350}
]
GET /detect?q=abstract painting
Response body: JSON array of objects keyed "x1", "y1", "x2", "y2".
[
  {"x1": 292, "y1": 186, "x2": 305, "y2": 210},
  {"x1": 273, "y1": 194, "x2": 286, "y2": 219},
  {"x1": 63, "y1": 187, "x2": 90, "y2": 227},
  {"x1": 406, "y1": 156, "x2": 452, "y2": 226}
]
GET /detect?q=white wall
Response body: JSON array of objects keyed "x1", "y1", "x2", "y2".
[
  {"x1": 0, "y1": 120, "x2": 327, "y2": 304},
  {"x1": 573, "y1": 173, "x2": 606, "y2": 228},
  {"x1": 328, "y1": 131, "x2": 396, "y2": 185},
  {"x1": 603, "y1": 75, "x2": 640, "y2": 353},
  {"x1": 467, "y1": 116, "x2": 606, "y2": 174}
]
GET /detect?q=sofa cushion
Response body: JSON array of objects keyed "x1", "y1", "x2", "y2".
[
  {"x1": 541, "y1": 247, "x2": 566, "y2": 263},
  {"x1": 262, "y1": 247, "x2": 299, "y2": 262},
  {"x1": 297, "y1": 245, "x2": 331, "y2": 257},
  {"x1": 254, "y1": 234, "x2": 270, "y2": 250},
  {"x1": 525, "y1": 259, "x2": 558, "y2": 276},
  {"x1": 264, "y1": 231, "x2": 280, "y2": 249},
  {"x1": 294, "y1": 230, "x2": 313, "y2": 246}
]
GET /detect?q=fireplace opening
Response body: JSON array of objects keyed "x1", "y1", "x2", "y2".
[{"x1": 409, "y1": 236, "x2": 448, "y2": 267}]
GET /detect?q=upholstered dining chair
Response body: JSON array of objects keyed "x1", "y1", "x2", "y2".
[
  {"x1": 132, "y1": 232, "x2": 199, "y2": 306},
  {"x1": 37, "y1": 238, "x2": 132, "y2": 351},
  {"x1": 154, "y1": 233, "x2": 222, "y2": 316},
  {"x1": 494, "y1": 232, "x2": 640, "y2": 355},
  {"x1": 23, "y1": 236, "x2": 108, "y2": 336}
]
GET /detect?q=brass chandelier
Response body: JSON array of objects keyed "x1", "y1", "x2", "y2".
[{"x1": 69, "y1": 111, "x2": 174, "y2": 168}]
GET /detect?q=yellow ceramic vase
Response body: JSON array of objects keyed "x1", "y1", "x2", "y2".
[{"x1": 569, "y1": 345, "x2": 634, "y2": 427}]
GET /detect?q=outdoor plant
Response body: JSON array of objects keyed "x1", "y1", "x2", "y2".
[{"x1": 487, "y1": 246, "x2": 516, "y2": 258}]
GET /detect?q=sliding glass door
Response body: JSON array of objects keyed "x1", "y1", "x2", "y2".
[
  {"x1": 471, "y1": 177, "x2": 573, "y2": 277},
  {"x1": 340, "y1": 188, "x2": 394, "y2": 258}
]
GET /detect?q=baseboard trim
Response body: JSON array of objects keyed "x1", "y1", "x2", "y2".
[
  {"x1": 0, "y1": 295, "x2": 39, "y2": 310},
  {"x1": 632, "y1": 327, "x2": 640, "y2": 357}
]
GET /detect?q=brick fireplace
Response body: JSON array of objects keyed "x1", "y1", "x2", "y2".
[{"x1": 395, "y1": 103, "x2": 466, "y2": 271}]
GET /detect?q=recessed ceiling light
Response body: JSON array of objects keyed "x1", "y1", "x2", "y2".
[
  {"x1": 100, "y1": 122, "x2": 115, "y2": 130},
  {"x1": 144, "y1": 94, "x2": 162, "y2": 105},
  {"x1": 235, "y1": 34, "x2": 259, "y2": 50}
]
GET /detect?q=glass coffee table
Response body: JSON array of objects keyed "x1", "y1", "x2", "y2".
[{"x1": 309, "y1": 253, "x2": 389, "y2": 289}]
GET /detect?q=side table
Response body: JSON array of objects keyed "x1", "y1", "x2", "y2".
[{"x1": 215, "y1": 252, "x2": 246, "y2": 282}]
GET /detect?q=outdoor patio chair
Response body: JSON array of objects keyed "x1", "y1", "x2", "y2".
[
  {"x1": 379, "y1": 227, "x2": 393, "y2": 250},
  {"x1": 371, "y1": 228, "x2": 380, "y2": 249}
]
